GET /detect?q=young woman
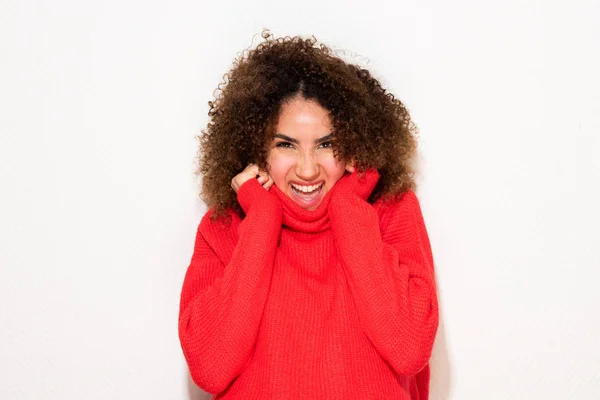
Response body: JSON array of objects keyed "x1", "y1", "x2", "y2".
[{"x1": 179, "y1": 31, "x2": 439, "y2": 399}]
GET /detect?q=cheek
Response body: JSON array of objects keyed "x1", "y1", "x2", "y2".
[
  {"x1": 267, "y1": 153, "x2": 295, "y2": 186},
  {"x1": 319, "y1": 155, "x2": 347, "y2": 184}
]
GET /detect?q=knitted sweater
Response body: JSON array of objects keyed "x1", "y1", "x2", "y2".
[{"x1": 179, "y1": 169, "x2": 439, "y2": 399}]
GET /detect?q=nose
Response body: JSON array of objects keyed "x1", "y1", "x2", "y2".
[{"x1": 295, "y1": 151, "x2": 320, "y2": 181}]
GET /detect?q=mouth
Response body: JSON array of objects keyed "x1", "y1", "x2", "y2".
[{"x1": 289, "y1": 181, "x2": 325, "y2": 208}]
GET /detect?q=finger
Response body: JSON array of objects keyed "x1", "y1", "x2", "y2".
[
  {"x1": 262, "y1": 176, "x2": 274, "y2": 190},
  {"x1": 239, "y1": 165, "x2": 260, "y2": 185},
  {"x1": 257, "y1": 174, "x2": 268, "y2": 184},
  {"x1": 256, "y1": 168, "x2": 270, "y2": 179},
  {"x1": 244, "y1": 164, "x2": 260, "y2": 177},
  {"x1": 231, "y1": 164, "x2": 259, "y2": 193}
]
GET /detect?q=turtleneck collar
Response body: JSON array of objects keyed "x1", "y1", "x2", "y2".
[{"x1": 270, "y1": 184, "x2": 332, "y2": 233}]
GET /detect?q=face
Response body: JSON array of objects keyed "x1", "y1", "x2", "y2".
[{"x1": 266, "y1": 97, "x2": 350, "y2": 210}]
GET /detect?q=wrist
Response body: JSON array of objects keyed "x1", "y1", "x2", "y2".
[{"x1": 237, "y1": 179, "x2": 282, "y2": 215}]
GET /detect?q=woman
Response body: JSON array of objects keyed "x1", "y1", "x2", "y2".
[{"x1": 179, "y1": 31, "x2": 439, "y2": 399}]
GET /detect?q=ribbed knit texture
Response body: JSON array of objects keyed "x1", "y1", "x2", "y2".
[{"x1": 179, "y1": 169, "x2": 439, "y2": 399}]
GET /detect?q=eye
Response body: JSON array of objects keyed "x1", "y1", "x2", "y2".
[
  {"x1": 318, "y1": 141, "x2": 333, "y2": 149},
  {"x1": 275, "y1": 141, "x2": 294, "y2": 149}
]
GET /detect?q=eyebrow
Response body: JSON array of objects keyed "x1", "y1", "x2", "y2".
[{"x1": 274, "y1": 133, "x2": 333, "y2": 145}]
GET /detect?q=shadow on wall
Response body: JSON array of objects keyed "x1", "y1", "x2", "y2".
[
  {"x1": 430, "y1": 310, "x2": 452, "y2": 400},
  {"x1": 187, "y1": 370, "x2": 212, "y2": 400}
]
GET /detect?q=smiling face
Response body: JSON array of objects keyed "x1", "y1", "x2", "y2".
[{"x1": 266, "y1": 97, "x2": 350, "y2": 210}]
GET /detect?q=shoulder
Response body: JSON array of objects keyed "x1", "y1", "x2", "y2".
[
  {"x1": 199, "y1": 207, "x2": 242, "y2": 238},
  {"x1": 196, "y1": 207, "x2": 241, "y2": 262},
  {"x1": 373, "y1": 189, "x2": 421, "y2": 221},
  {"x1": 373, "y1": 190, "x2": 426, "y2": 247}
]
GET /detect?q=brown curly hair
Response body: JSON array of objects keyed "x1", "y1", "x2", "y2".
[{"x1": 197, "y1": 30, "x2": 419, "y2": 219}]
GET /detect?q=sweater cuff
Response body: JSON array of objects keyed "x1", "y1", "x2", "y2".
[{"x1": 237, "y1": 178, "x2": 270, "y2": 215}]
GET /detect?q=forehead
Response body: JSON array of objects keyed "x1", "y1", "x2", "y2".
[{"x1": 275, "y1": 98, "x2": 332, "y2": 139}]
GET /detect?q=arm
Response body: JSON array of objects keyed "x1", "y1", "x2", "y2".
[
  {"x1": 328, "y1": 170, "x2": 439, "y2": 376},
  {"x1": 178, "y1": 179, "x2": 282, "y2": 394}
]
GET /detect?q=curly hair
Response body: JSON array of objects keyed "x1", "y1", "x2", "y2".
[{"x1": 197, "y1": 30, "x2": 419, "y2": 219}]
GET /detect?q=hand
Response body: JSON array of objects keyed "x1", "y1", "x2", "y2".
[
  {"x1": 331, "y1": 168, "x2": 380, "y2": 201},
  {"x1": 231, "y1": 164, "x2": 274, "y2": 193}
]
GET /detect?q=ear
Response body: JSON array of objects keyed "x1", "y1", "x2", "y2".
[{"x1": 345, "y1": 160, "x2": 356, "y2": 174}]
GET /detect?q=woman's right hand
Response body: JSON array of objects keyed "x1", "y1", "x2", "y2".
[{"x1": 231, "y1": 164, "x2": 274, "y2": 193}]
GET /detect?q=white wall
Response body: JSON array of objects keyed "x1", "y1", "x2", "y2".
[{"x1": 1, "y1": 0, "x2": 599, "y2": 399}]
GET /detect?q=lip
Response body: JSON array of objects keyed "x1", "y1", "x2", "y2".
[{"x1": 288, "y1": 181, "x2": 325, "y2": 209}]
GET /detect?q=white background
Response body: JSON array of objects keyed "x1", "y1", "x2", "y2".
[{"x1": 1, "y1": 0, "x2": 599, "y2": 399}]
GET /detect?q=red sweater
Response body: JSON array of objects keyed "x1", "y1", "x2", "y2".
[{"x1": 179, "y1": 169, "x2": 439, "y2": 399}]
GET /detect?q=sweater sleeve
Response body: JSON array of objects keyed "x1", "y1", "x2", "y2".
[
  {"x1": 329, "y1": 190, "x2": 439, "y2": 376},
  {"x1": 178, "y1": 179, "x2": 282, "y2": 394}
]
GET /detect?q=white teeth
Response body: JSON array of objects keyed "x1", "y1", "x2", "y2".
[{"x1": 290, "y1": 182, "x2": 323, "y2": 193}]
